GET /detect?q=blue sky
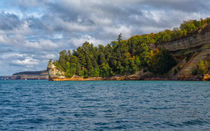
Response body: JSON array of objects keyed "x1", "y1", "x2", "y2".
[{"x1": 0, "y1": 0, "x2": 209, "y2": 75}]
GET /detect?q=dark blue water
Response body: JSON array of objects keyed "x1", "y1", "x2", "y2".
[{"x1": 0, "y1": 80, "x2": 210, "y2": 130}]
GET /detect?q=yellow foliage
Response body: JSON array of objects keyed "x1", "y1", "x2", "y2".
[
  {"x1": 150, "y1": 50, "x2": 154, "y2": 57},
  {"x1": 199, "y1": 60, "x2": 210, "y2": 74},
  {"x1": 155, "y1": 48, "x2": 160, "y2": 54}
]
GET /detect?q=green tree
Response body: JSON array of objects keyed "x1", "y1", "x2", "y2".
[
  {"x1": 199, "y1": 60, "x2": 210, "y2": 74},
  {"x1": 139, "y1": 43, "x2": 151, "y2": 68},
  {"x1": 118, "y1": 33, "x2": 122, "y2": 44},
  {"x1": 53, "y1": 17, "x2": 210, "y2": 78},
  {"x1": 98, "y1": 53, "x2": 106, "y2": 65},
  {"x1": 100, "y1": 63, "x2": 112, "y2": 77}
]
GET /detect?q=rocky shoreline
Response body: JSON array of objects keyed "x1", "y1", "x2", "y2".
[
  {"x1": 49, "y1": 72, "x2": 207, "y2": 81},
  {"x1": 49, "y1": 77, "x2": 205, "y2": 81}
]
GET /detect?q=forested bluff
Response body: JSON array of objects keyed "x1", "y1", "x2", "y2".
[{"x1": 48, "y1": 18, "x2": 210, "y2": 81}]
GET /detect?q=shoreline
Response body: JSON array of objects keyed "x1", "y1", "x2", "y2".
[{"x1": 50, "y1": 75, "x2": 209, "y2": 81}]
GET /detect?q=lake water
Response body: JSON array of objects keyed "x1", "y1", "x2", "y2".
[{"x1": 0, "y1": 80, "x2": 210, "y2": 130}]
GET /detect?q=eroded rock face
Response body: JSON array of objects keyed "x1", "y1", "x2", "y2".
[
  {"x1": 158, "y1": 25, "x2": 210, "y2": 52},
  {"x1": 177, "y1": 44, "x2": 210, "y2": 79},
  {"x1": 47, "y1": 59, "x2": 65, "y2": 80},
  {"x1": 157, "y1": 25, "x2": 210, "y2": 80}
]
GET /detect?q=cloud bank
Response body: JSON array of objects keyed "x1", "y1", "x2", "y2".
[{"x1": 0, "y1": 0, "x2": 209, "y2": 75}]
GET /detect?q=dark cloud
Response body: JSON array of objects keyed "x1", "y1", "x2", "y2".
[
  {"x1": 27, "y1": 17, "x2": 48, "y2": 31},
  {"x1": 0, "y1": 13, "x2": 22, "y2": 30},
  {"x1": 11, "y1": 0, "x2": 49, "y2": 9},
  {"x1": 143, "y1": 0, "x2": 209, "y2": 12}
]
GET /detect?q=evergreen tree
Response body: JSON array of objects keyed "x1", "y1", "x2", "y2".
[{"x1": 53, "y1": 18, "x2": 209, "y2": 78}]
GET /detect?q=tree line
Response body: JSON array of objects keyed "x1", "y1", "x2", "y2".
[{"x1": 53, "y1": 18, "x2": 210, "y2": 78}]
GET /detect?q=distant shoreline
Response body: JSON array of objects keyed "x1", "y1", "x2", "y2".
[{"x1": 0, "y1": 70, "x2": 49, "y2": 80}]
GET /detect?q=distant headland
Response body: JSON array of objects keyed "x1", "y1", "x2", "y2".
[{"x1": 0, "y1": 70, "x2": 49, "y2": 80}]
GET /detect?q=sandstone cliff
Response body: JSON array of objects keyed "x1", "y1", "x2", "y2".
[
  {"x1": 157, "y1": 24, "x2": 210, "y2": 51},
  {"x1": 158, "y1": 24, "x2": 210, "y2": 80},
  {"x1": 47, "y1": 59, "x2": 65, "y2": 80}
]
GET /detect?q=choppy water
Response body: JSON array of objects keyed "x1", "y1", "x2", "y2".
[{"x1": 0, "y1": 80, "x2": 210, "y2": 131}]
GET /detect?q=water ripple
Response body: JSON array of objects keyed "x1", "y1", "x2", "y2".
[{"x1": 0, "y1": 80, "x2": 209, "y2": 130}]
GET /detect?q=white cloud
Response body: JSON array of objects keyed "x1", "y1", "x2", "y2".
[
  {"x1": 26, "y1": 39, "x2": 58, "y2": 50},
  {"x1": 0, "y1": 53, "x2": 25, "y2": 59},
  {"x1": 0, "y1": 34, "x2": 9, "y2": 44},
  {"x1": 103, "y1": 25, "x2": 132, "y2": 39},
  {"x1": 142, "y1": 10, "x2": 164, "y2": 23},
  {"x1": 139, "y1": 26, "x2": 166, "y2": 34},
  {"x1": 90, "y1": 15, "x2": 112, "y2": 25},
  {"x1": 53, "y1": 33, "x2": 63, "y2": 39},
  {"x1": 12, "y1": 57, "x2": 39, "y2": 67},
  {"x1": 41, "y1": 54, "x2": 56, "y2": 59},
  {"x1": 71, "y1": 35, "x2": 104, "y2": 46}
]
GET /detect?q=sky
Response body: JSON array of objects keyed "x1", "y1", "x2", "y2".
[{"x1": 0, "y1": 0, "x2": 209, "y2": 75}]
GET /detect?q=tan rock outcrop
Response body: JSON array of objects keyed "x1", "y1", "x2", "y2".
[
  {"x1": 159, "y1": 24, "x2": 210, "y2": 80},
  {"x1": 47, "y1": 59, "x2": 65, "y2": 80},
  {"x1": 158, "y1": 24, "x2": 210, "y2": 52},
  {"x1": 177, "y1": 44, "x2": 210, "y2": 79}
]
